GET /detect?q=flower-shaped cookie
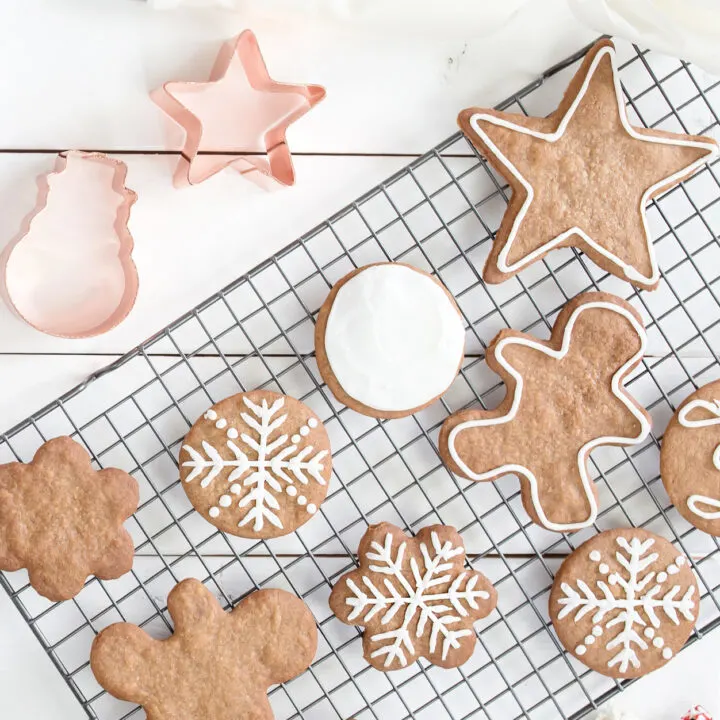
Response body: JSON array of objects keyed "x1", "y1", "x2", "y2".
[
  {"x1": 330, "y1": 523, "x2": 497, "y2": 671},
  {"x1": 0, "y1": 437, "x2": 138, "y2": 601},
  {"x1": 91, "y1": 579, "x2": 318, "y2": 720}
]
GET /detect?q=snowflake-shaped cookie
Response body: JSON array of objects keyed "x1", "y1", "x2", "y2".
[
  {"x1": 550, "y1": 528, "x2": 698, "y2": 678},
  {"x1": 330, "y1": 523, "x2": 498, "y2": 670},
  {"x1": 180, "y1": 390, "x2": 332, "y2": 539},
  {"x1": 0, "y1": 437, "x2": 138, "y2": 601},
  {"x1": 91, "y1": 579, "x2": 317, "y2": 720}
]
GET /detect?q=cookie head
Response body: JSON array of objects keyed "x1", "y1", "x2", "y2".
[
  {"x1": 315, "y1": 263, "x2": 465, "y2": 419},
  {"x1": 661, "y1": 380, "x2": 720, "y2": 535},
  {"x1": 550, "y1": 529, "x2": 697, "y2": 679},
  {"x1": 439, "y1": 292, "x2": 650, "y2": 533},
  {"x1": 180, "y1": 390, "x2": 332, "y2": 539},
  {"x1": 91, "y1": 579, "x2": 318, "y2": 720},
  {"x1": 0, "y1": 436, "x2": 138, "y2": 601},
  {"x1": 330, "y1": 523, "x2": 497, "y2": 671}
]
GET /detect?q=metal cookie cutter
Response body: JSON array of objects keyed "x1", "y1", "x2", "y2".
[
  {"x1": 1, "y1": 152, "x2": 139, "y2": 338},
  {"x1": 153, "y1": 30, "x2": 326, "y2": 189}
]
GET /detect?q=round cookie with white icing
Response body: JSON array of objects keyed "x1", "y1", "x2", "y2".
[
  {"x1": 550, "y1": 528, "x2": 697, "y2": 679},
  {"x1": 179, "y1": 390, "x2": 331, "y2": 539},
  {"x1": 661, "y1": 380, "x2": 720, "y2": 536},
  {"x1": 315, "y1": 263, "x2": 465, "y2": 419}
]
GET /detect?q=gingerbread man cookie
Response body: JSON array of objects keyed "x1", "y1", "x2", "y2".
[
  {"x1": 459, "y1": 39, "x2": 718, "y2": 290},
  {"x1": 329, "y1": 522, "x2": 497, "y2": 671},
  {"x1": 91, "y1": 579, "x2": 317, "y2": 720},
  {"x1": 180, "y1": 390, "x2": 331, "y2": 539},
  {"x1": 0, "y1": 436, "x2": 138, "y2": 601},
  {"x1": 661, "y1": 380, "x2": 720, "y2": 535},
  {"x1": 439, "y1": 292, "x2": 650, "y2": 532},
  {"x1": 550, "y1": 528, "x2": 697, "y2": 679}
]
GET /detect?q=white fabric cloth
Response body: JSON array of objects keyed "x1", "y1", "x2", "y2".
[{"x1": 144, "y1": 0, "x2": 720, "y2": 74}]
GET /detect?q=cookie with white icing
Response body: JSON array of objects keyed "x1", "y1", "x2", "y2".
[
  {"x1": 329, "y1": 522, "x2": 497, "y2": 671},
  {"x1": 459, "y1": 38, "x2": 718, "y2": 290},
  {"x1": 179, "y1": 390, "x2": 331, "y2": 538},
  {"x1": 315, "y1": 263, "x2": 465, "y2": 419},
  {"x1": 439, "y1": 291, "x2": 650, "y2": 533},
  {"x1": 550, "y1": 528, "x2": 697, "y2": 679},
  {"x1": 661, "y1": 380, "x2": 720, "y2": 536}
]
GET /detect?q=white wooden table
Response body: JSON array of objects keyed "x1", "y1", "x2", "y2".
[{"x1": 0, "y1": 1, "x2": 718, "y2": 718}]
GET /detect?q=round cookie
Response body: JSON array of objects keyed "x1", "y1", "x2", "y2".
[
  {"x1": 550, "y1": 528, "x2": 697, "y2": 679},
  {"x1": 661, "y1": 380, "x2": 720, "y2": 535},
  {"x1": 179, "y1": 390, "x2": 331, "y2": 539},
  {"x1": 315, "y1": 263, "x2": 465, "y2": 419}
]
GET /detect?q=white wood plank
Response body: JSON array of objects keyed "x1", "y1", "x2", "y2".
[{"x1": 0, "y1": 0, "x2": 596, "y2": 153}]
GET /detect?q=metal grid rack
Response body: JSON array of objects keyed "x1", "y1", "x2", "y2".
[{"x1": 2, "y1": 37, "x2": 720, "y2": 720}]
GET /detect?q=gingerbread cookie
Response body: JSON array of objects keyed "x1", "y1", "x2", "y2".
[
  {"x1": 661, "y1": 380, "x2": 720, "y2": 535},
  {"x1": 0, "y1": 436, "x2": 138, "y2": 601},
  {"x1": 329, "y1": 522, "x2": 497, "y2": 670},
  {"x1": 315, "y1": 263, "x2": 465, "y2": 419},
  {"x1": 459, "y1": 39, "x2": 718, "y2": 290},
  {"x1": 550, "y1": 528, "x2": 697, "y2": 678},
  {"x1": 439, "y1": 292, "x2": 650, "y2": 532},
  {"x1": 180, "y1": 390, "x2": 331, "y2": 539},
  {"x1": 91, "y1": 579, "x2": 317, "y2": 720}
]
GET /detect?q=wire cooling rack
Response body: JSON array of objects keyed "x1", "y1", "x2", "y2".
[{"x1": 2, "y1": 37, "x2": 720, "y2": 720}]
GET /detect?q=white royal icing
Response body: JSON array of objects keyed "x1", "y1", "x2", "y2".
[
  {"x1": 558, "y1": 537, "x2": 695, "y2": 673},
  {"x1": 182, "y1": 396, "x2": 328, "y2": 531},
  {"x1": 323, "y1": 264, "x2": 465, "y2": 413},
  {"x1": 468, "y1": 44, "x2": 718, "y2": 286},
  {"x1": 345, "y1": 531, "x2": 490, "y2": 668},
  {"x1": 677, "y1": 398, "x2": 720, "y2": 520},
  {"x1": 447, "y1": 301, "x2": 650, "y2": 532}
]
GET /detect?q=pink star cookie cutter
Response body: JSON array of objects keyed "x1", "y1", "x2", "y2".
[
  {"x1": 152, "y1": 30, "x2": 326, "y2": 189},
  {"x1": 0, "y1": 151, "x2": 138, "y2": 338}
]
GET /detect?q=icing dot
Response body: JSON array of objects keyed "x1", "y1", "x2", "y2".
[
  {"x1": 584, "y1": 635, "x2": 595, "y2": 645},
  {"x1": 219, "y1": 495, "x2": 232, "y2": 508},
  {"x1": 653, "y1": 637, "x2": 664, "y2": 648},
  {"x1": 298, "y1": 495, "x2": 307, "y2": 506},
  {"x1": 599, "y1": 563, "x2": 610, "y2": 575},
  {"x1": 208, "y1": 507, "x2": 220, "y2": 518},
  {"x1": 230, "y1": 484, "x2": 241, "y2": 495},
  {"x1": 307, "y1": 503, "x2": 317, "y2": 514},
  {"x1": 644, "y1": 627, "x2": 655, "y2": 639},
  {"x1": 291, "y1": 435, "x2": 301, "y2": 444},
  {"x1": 662, "y1": 647, "x2": 673, "y2": 660},
  {"x1": 592, "y1": 626, "x2": 603, "y2": 637},
  {"x1": 286, "y1": 486, "x2": 298, "y2": 497},
  {"x1": 307, "y1": 418, "x2": 318, "y2": 428},
  {"x1": 575, "y1": 645, "x2": 587, "y2": 656},
  {"x1": 300, "y1": 426, "x2": 310, "y2": 436},
  {"x1": 215, "y1": 418, "x2": 227, "y2": 429},
  {"x1": 589, "y1": 550, "x2": 602, "y2": 562},
  {"x1": 656, "y1": 572, "x2": 668, "y2": 583},
  {"x1": 676, "y1": 556, "x2": 687, "y2": 567},
  {"x1": 227, "y1": 428, "x2": 239, "y2": 439},
  {"x1": 204, "y1": 409, "x2": 218, "y2": 421},
  {"x1": 609, "y1": 573, "x2": 619, "y2": 585},
  {"x1": 667, "y1": 564, "x2": 679, "y2": 575}
]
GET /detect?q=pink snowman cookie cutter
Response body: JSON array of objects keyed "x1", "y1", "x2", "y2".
[{"x1": 1, "y1": 151, "x2": 138, "y2": 338}]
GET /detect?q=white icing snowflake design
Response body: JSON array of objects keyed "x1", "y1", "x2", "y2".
[
  {"x1": 335, "y1": 526, "x2": 497, "y2": 670},
  {"x1": 557, "y1": 536, "x2": 696, "y2": 673},
  {"x1": 181, "y1": 395, "x2": 328, "y2": 531}
]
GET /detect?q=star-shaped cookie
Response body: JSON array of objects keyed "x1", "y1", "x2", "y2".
[
  {"x1": 438, "y1": 292, "x2": 651, "y2": 533},
  {"x1": 459, "y1": 39, "x2": 718, "y2": 290},
  {"x1": 154, "y1": 30, "x2": 325, "y2": 188}
]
